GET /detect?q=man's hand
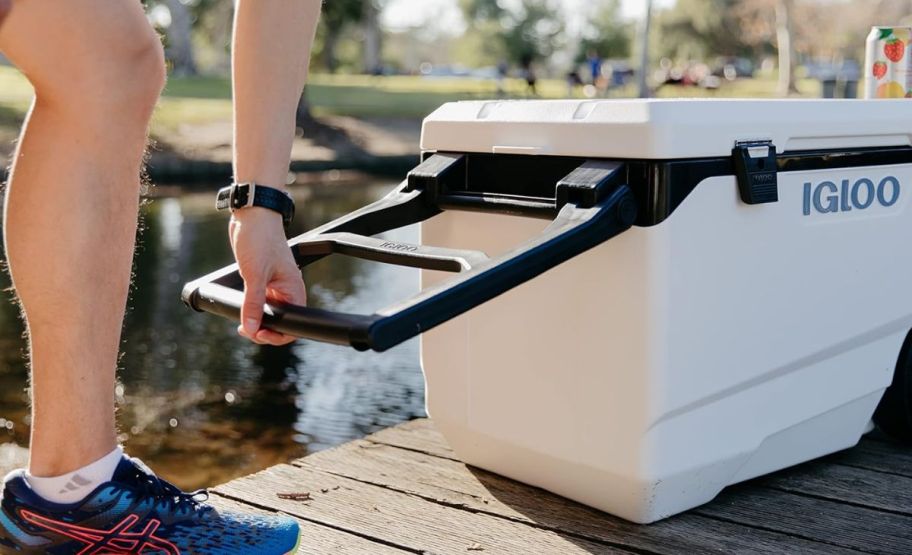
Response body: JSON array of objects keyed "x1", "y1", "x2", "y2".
[
  {"x1": 229, "y1": 207, "x2": 307, "y2": 346},
  {"x1": 0, "y1": 0, "x2": 12, "y2": 27},
  {"x1": 229, "y1": 0, "x2": 319, "y2": 346}
]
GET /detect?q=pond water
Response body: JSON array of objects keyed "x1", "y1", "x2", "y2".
[{"x1": 0, "y1": 180, "x2": 426, "y2": 489}]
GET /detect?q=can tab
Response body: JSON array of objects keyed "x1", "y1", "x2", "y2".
[{"x1": 733, "y1": 141, "x2": 778, "y2": 205}]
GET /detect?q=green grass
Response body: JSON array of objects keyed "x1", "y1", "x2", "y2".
[
  {"x1": 0, "y1": 65, "x2": 34, "y2": 124},
  {"x1": 0, "y1": 65, "x2": 822, "y2": 135},
  {"x1": 308, "y1": 72, "x2": 574, "y2": 115},
  {"x1": 306, "y1": 73, "x2": 823, "y2": 117}
]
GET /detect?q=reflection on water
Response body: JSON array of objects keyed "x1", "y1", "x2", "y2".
[{"x1": 0, "y1": 181, "x2": 425, "y2": 489}]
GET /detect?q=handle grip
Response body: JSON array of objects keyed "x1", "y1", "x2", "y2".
[{"x1": 183, "y1": 156, "x2": 637, "y2": 351}]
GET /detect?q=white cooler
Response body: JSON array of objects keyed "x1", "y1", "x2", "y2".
[{"x1": 185, "y1": 98, "x2": 912, "y2": 523}]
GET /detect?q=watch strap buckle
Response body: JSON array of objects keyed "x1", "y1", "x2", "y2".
[
  {"x1": 216, "y1": 182, "x2": 294, "y2": 228},
  {"x1": 216, "y1": 183, "x2": 258, "y2": 212},
  {"x1": 233, "y1": 183, "x2": 256, "y2": 211}
]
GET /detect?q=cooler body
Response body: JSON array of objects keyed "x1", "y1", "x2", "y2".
[
  {"x1": 182, "y1": 98, "x2": 912, "y2": 524},
  {"x1": 419, "y1": 99, "x2": 912, "y2": 523}
]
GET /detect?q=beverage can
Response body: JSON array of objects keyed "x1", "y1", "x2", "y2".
[{"x1": 865, "y1": 27, "x2": 912, "y2": 98}]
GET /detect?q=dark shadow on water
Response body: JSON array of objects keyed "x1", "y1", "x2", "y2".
[{"x1": 0, "y1": 180, "x2": 426, "y2": 489}]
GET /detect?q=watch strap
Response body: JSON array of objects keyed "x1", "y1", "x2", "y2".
[{"x1": 216, "y1": 183, "x2": 295, "y2": 228}]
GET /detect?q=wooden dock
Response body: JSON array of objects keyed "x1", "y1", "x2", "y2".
[{"x1": 212, "y1": 419, "x2": 912, "y2": 554}]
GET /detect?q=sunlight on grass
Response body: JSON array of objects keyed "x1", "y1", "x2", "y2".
[
  {"x1": 0, "y1": 65, "x2": 823, "y2": 134},
  {"x1": 0, "y1": 66, "x2": 33, "y2": 120},
  {"x1": 153, "y1": 98, "x2": 233, "y2": 134}
]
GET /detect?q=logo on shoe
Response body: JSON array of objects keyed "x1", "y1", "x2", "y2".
[
  {"x1": 19, "y1": 510, "x2": 180, "y2": 554},
  {"x1": 58, "y1": 473, "x2": 92, "y2": 495},
  {"x1": 803, "y1": 176, "x2": 901, "y2": 215}
]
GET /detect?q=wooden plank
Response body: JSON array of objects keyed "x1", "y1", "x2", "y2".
[
  {"x1": 368, "y1": 422, "x2": 912, "y2": 536},
  {"x1": 209, "y1": 496, "x2": 413, "y2": 555},
  {"x1": 696, "y1": 484, "x2": 912, "y2": 555},
  {"x1": 327, "y1": 419, "x2": 912, "y2": 552},
  {"x1": 365, "y1": 419, "x2": 458, "y2": 460},
  {"x1": 832, "y1": 438, "x2": 912, "y2": 478},
  {"x1": 762, "y1": 457, "x2": 912, "y2": 515},
  {"x1": 368, "y1": 421, "x2": 912, "y2": 488},
  {"x1": 216, "y1": 463, "x2": 632, "y2": 555},
  {"x1": 298, "y1": 439, "x2": 855, "y2": 555}
]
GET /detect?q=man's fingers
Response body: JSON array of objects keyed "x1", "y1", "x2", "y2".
[
  {"x1": 240, "y1": 278, "x2": 267, "y2": 337},
  {"x1": 254, "y1": 328, "x2": 295, "y2": 346},
  {"x1": 237, "y1": 324, "x2": 267, "y2": 344},
  {"x1": 239, "y1": 268, "x2": 305, "y2": 344}
]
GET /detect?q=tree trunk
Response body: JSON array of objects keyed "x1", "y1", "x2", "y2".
[
  {"x1": 637, "y1": 0, "x2": 654, "y2": 98},
  {"x1": 362, "y1": 0, "x2": 382, "y2": 74},
  {"x1": 164, "y1": 0, "x2": 198, "y2": 77},
  {"x1": 296, "y1": 89, "x2": 318, "y2": 131},
  {"x1": 323, "y1": 29, "x2": 340, "y2": 74},
  {"x1": 775, "y1": 0, "x2": 799, "y2": 96}
]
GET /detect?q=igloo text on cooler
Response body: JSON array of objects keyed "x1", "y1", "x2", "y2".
[{"x1": 803, "y1": 176, "x2": 900, "y2": 215}]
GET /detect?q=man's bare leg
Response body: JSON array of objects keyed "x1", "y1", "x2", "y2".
[
  {"x1": 0, "y1": 1, "x2": 309, "y2": 551},
  {"x1": 0, "y1": 0, "x2": 165, "y2": 478}
]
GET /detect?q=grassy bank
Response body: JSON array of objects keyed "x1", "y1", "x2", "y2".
[{"x1": 0, "y1": 65, "x2": 821, "y2": 136}]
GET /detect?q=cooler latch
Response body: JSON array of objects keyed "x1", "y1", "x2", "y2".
[{"x1": 733, "y1": 140, "x2": 778, "y2": 205}]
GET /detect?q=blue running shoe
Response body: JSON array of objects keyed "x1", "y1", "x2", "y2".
[{"x1": 0, "y1": 456, "x2": 300, "y2": 554}]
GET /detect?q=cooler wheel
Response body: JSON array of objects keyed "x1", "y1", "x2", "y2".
[{"x1": 873, "y1": 329, "x2": 912, "y2": 443}]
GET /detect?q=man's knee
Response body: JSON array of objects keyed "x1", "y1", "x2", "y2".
[
  {"x1": 36, "y1": 27, "x2": 166, "y2": 122},
  {"x1": 119, "y1": 31, "x2": 168, "y2": 112}
]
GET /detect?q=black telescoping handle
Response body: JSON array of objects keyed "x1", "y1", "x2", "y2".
[{"x1": 182, "y1": 156, "x2": 638, "y2": 351}]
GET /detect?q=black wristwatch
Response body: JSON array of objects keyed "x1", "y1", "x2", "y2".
[{"x1": 216, "y1": 183, "x2": 295, "y2": 228}]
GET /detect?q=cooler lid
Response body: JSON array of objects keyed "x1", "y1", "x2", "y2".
[{"x1": 420, "y1": 99, "x2": 912, "y2": 159}]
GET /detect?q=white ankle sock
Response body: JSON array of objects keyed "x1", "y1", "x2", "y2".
[{"x1": 26, "y1": 446, "x2": 123, "y2": 504}]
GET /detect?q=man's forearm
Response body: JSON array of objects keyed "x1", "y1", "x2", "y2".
[
  {"x1": 229, "y1": 0, "x2": 318, "y2": 345},
  {"x1": 232, "y1": 0, "x2": 321, "y2": 190}
]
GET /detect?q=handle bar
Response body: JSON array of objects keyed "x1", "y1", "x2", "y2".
[{"x1": 182, "y1": 155, "x2": 637, "y2": 351}]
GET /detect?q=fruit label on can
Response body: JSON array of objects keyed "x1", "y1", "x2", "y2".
[{"x1": 866, "y1": 27, "x2": 912, "y2": 98}]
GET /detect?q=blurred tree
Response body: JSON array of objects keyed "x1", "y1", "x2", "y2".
[
  {"x1": 149, "y1": 0, "x2": 372, "y2": 76},
  {"x1": 461, "y1": 0, "x2": 564, "y2": 64},
  {"x1": 452, "y1": 0, "x2": 508, "y2": 68},
  {"x1": 656, "y1": 0, "x2": 912, "y2": 75},
  {"x1": 320, "y1": 0, "x2": 363, "y2": 73},
  {"x1": 731, "y1": 0, "x2": 776, "y2": 57},
  {"x1": 735, "y1": 0, "x2": 797, "y2": 95},
  {"x1": 189, "y1": 0, "x2": 233, "y2": 73},
  {"x1": 145, "y1": 0, "x2": 203, "y2": 75},
  {"x1": 449, "y1": 29, "x2": 506, "y2": 68},
  {"x1": 503, "y1": 0, "x2": 564, "y2": 63},
  {"x1": 637, "y1": 0, "x2": 653, "y2": 98},
  {"x1": 655, "y1": 0, "x2": 748, "y2": 60},
  {"x1": 164, "y1": 0, "x2": 199, "y2": 76},
  {"x1": 363, "y1": 0, "x2": 383, "y2": 73},
  {"x1": 460, "y1": 0, "x2": 506, "y2": 22},
  {"x1": 794, "y1": 0, "x2": 912, "y2": 61},
  {"x1": 577, "y1": 0, "x2": 632, "y2": 62},
  {"x1": 774, "y1": 0, "x2": 797, "y2": 95}
]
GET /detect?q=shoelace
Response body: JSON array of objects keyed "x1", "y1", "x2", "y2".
[{"x1": 128, "y1": 458, "x2": 212, "y2": 517}]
